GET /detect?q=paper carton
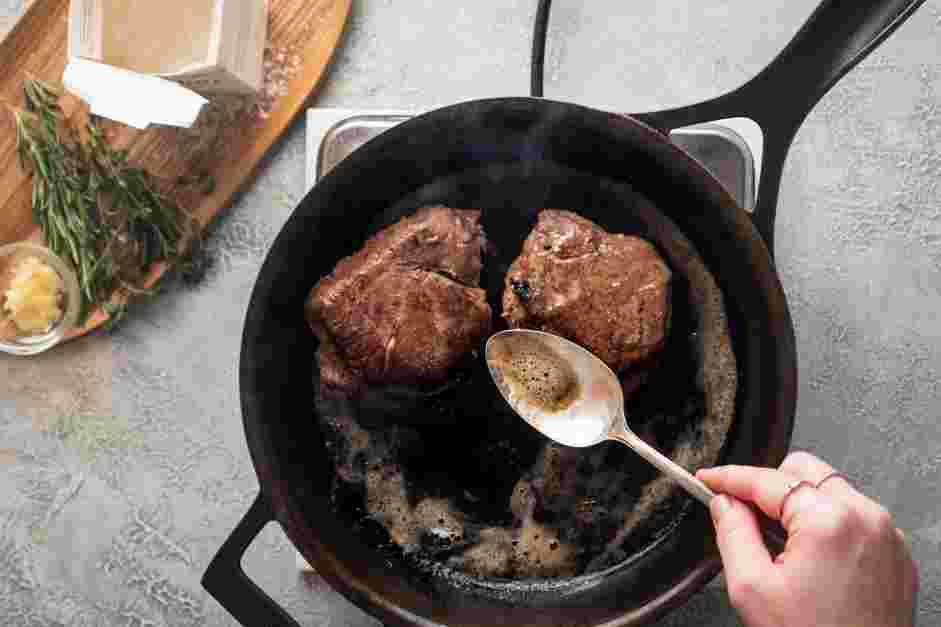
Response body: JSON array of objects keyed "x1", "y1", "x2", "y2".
[{"x1": 64, "y1": 0, "x2": 267, "y2": 129}]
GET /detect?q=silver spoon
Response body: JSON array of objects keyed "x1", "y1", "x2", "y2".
[{"x1": 485, "y1": 329, "x2": 786, "y2": 550}]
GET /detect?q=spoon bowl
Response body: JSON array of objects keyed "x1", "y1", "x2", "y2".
[{"x1": 485, "y1": 329, "x2": 715, "y2": 503}]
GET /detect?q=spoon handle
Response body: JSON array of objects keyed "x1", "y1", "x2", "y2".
[
  {"x1": 610, "y1": 427, "x2": 788, "y2": 553},
  {"x1": 610, "y1": 429, "x2": 716, "y2": 505}
]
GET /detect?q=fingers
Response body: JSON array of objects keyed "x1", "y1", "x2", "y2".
[
  {"x1": 697, "y1": 464, "x2": 852, "y2": 543},
  {"x1": 779, "y1": 450, "x2": 836, "y2": 484},
  {"x1": 698, "y1": 465, "x2": 809, "y2": 521},
  {"x1": 706, "y1": 466, "x2": 872, "y2": 555},
  {"x1": 779, "y1": 451, "x2": 883, "y2": 518},
  {"x1": 780, "y1": 451, "x2": 860, "y2": 500},
  {"x1": 699, "y1": 461, "x2": 909, "y2": 559},
  {"x1": 709, "y1": 494, "x2": 773, "y2": 607},
  {"x1": 777, "y1": 480, "x2": 840, "y2": 534}
]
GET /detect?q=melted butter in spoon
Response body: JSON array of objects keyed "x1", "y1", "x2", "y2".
[{"x1": 488, "y1": 333, "x2": 581, "y2": 413}]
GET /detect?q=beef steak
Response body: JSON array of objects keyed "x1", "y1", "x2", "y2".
[
  {"x1": 306, "y1": 206, "x2": 492, "y2": 397},
  {"x1": 503, "y1": 209, "x2": 671, "y2": 374}
]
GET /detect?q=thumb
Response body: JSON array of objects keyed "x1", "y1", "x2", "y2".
[{"x1": 710, "y1": 495, "x2": 773, "y2": 590}]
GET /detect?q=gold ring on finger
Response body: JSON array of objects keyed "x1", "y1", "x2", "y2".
[
  {"x1": 780, "y1": 479, "x2": 815, "y2": 520},
  {"x1": 816, "y1": 471, "x2": 852, "y2": 490}
]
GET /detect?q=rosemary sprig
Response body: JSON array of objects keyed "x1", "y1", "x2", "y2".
[{"x1": 12, "y1": 78, "x2": 187, "y2": 326}]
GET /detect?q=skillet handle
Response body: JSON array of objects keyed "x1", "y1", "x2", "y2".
[
  {"x1": 202, "y1": 495, "x2": 302, "y2": 627},
  {"x1": 626, "y1": 0, "x2": 927, "y2": 251}
]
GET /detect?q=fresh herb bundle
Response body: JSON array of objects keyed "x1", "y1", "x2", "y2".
[{"x1": 11, "y1": 78, "x2": 187, "y2": 325}]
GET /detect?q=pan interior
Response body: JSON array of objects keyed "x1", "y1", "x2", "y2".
[{"x1": 308, "y1": 159, "x2": 738, "y2": 598}]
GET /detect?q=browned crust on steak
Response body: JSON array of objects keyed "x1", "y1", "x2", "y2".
[
  {"x1": 503, "y1": 209, "x2": 671, "y2": 373},
  {"x1": 306, "y1": 206, "x2": 492, "y2": 394}
]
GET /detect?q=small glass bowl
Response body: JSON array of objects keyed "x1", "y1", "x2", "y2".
[{"x1": 0, "y1": 242, "x2": 81, "y2": 356}]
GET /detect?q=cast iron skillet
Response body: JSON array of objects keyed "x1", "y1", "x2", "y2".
[{"x1": 202, "y1": 1, "x2": 925, "y2": 625}]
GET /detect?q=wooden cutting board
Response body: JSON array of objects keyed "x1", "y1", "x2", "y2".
[{"x1": 0, "y1": 0, "x2": 352, "y2": 338}]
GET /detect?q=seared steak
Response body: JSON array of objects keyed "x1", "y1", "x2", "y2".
[
  {"x1": 503, "y1": 210, "x2": 671, "y2": 373},
  {"x1": 306, "y1": 206, "x2": 492, "y2": 397}
]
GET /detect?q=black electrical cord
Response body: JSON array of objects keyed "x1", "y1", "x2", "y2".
[{"x1": 530, "y1": 0, "x2": 553, "y2": 97}]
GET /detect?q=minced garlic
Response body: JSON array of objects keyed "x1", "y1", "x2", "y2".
[{"x1": 3, "y1": 256, "x2": 64, "y2": 335}]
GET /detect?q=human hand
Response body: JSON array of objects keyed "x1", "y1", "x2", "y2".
[{"x1": 696, "y1": 452, "x2": 919, "y2": 627}]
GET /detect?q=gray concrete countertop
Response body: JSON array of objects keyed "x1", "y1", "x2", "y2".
[{"x1": 2, "y1": 1, "x2": 941, "y2": 625}]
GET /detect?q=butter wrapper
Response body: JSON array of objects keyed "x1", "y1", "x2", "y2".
[{"x1": 65, "y1": 0, "x2": 267, "y2": 129}]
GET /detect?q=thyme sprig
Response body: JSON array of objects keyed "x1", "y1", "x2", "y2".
[{"x1": 11, "y1": 78, "x2": 187, "y2": 325}]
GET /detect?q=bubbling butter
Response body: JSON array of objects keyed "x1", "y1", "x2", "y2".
[{"x1": 489, "y1": 335, "x2": 581, "y2": 413}]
